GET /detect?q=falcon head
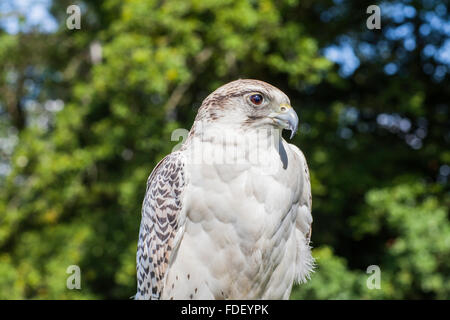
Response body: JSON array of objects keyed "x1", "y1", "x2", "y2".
[{"x1": 196, "y1": 79, "x2": 299, "y2": 139}]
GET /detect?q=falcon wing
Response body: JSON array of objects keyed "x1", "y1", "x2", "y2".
[
  {"x1": 289, "y1": 143, "x2": 314, "y2": 283},
  {"x1": 136, "y1": 151, "x2": 187, "y2": 299}
]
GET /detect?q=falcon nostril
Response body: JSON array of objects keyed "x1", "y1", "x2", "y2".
[{"x1": 280, "y1": 106, "x2": 287, "y2": 112}]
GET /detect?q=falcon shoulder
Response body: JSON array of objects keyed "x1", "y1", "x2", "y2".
[
  {"x1": 288, "y1": 143, "x2": 314, "y2": 283},
  {"x1": 136, "y1": 151, "x2": 187, "y2": 299}
]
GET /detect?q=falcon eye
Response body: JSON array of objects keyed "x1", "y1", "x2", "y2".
[{"x1": 249, "y1": 94, "x2": 263, "y2": 106}]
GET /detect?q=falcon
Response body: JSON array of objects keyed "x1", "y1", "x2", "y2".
[{"x1": 136, "y1": 79, "x2": 313, "y2": 300}]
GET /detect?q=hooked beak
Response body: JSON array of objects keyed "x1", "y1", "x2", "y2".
[{"x1": 269, "y1": 104, "x2": 299, "y2": 139}]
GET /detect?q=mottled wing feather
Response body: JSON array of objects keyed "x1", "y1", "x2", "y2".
[{"x1": 136, "y1": 152, "x2": 186, "y2": 299}]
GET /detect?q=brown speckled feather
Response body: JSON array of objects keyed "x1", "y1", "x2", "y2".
[{"x1": 136, "y1": 152, "x2": 186, "y2": 299}]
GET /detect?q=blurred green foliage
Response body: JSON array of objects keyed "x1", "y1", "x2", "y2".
[{"x1": 0, "y1": 0, "x2": 448, "y2": 299}]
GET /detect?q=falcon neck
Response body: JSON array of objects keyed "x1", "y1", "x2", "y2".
[
  {"x1": 181, "y1": 120, "x2": 286, "y2": 168},
  {"x1": 185, "y1": 120, "x2": 283, "y2": 148}
]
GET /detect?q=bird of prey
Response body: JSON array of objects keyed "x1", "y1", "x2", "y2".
[{"x1": 136, "y1": 79, "x2": 313, "y2": 300}]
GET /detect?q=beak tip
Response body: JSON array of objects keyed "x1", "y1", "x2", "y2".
[
  {"x1": 289, "y1": 126, "x2": 298, "y2": 139},
  {"x1": 272, "y1": 106, "x2": 299, "y2": 139}
]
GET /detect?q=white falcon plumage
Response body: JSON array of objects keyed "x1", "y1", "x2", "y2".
[{"x1": 136, "y1": 79, "x2": 313, "y2": 300}]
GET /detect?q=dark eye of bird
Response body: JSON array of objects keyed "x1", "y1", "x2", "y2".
[{"x1": 249, "y1": 94, "x2": 263, "y2": 105}]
